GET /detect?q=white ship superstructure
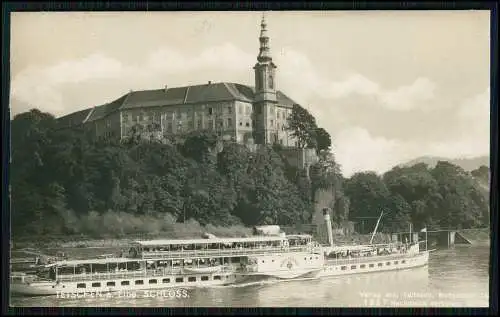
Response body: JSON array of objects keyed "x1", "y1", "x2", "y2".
[
  {"x1": 10, "y1": 211, "x2": 431, "y2": 296},
  {"x1": 10, "y1": 233, "x2": 322, "y2": 296}
]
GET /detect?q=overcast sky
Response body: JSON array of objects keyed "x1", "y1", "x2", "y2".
[{"x1": 9, "y1": 11, "x2": 490, "y2": 177}]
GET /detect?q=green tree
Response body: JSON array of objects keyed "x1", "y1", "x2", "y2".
[
  {"x1": 315, "y1": 127, "x2": 332, "y2": 153},
  {"x1": 286, "y1": 104, "x2": 318, "y2": 149},
  {"x1": 471, "y1": 165, "x2": 489, "y2": 181},
  {"x1": 344, "y1": 172, "x2": 390, "y2": 233},
  {"x1": 430, "y1": 161, "x2": 486, "y2": 229},
  {"x1": 382, "y1": 163, "x2": 439, "y2": 229}
]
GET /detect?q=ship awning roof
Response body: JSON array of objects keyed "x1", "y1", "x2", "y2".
[
  {"x1": 133, "y1": 236, "x2": 286, "y2": 247},
  {"x1": 46, "y1": 257, "x2": 139, "y2": 267}
]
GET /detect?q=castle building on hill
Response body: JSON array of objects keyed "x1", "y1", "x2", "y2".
[{"x1": 57, "y1": 15, "x2": 300, "y2": 148}]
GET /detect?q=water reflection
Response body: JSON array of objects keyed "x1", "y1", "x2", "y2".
[{"x1": 252, "y1": 267, "x2": 430, "y2": 307}]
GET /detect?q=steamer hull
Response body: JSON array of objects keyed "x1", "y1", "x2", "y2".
[
  {"x1": 11, "y1": 281, "x2": 59, "y2": 296},
  {"x1": 319, "y1": 251, "x2": 429, "y2": 278}
]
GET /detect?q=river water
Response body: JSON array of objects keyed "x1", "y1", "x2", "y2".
[{"x1": 10, "y1": 245, "x2": 490, "y2": 307}]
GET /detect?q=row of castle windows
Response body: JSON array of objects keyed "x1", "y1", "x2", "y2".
[
  {"x1": 106, "y1": 117, "x2": 287, "y2": 136},
  {"x1": 120, "y1": 104, "x2": 290, "y2": 123},
  {"x1": 164, "y1": 118, "x2": 233, "y2": 132},
  {"x1": 123, "y1": 104, "x2": 234, "y2": 122},
  {"x1": 130, "y1": 118, "x2": 288, "y2": 134}
]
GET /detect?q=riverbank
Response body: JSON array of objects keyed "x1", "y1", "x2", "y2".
[
  {"x1": 11, "y1": 230, "x2": 394, "y2": 260},
  {"x1": 456, "y1": 228, "x2": 490, "y2": 246},
  {"x1": 11, "y1": 222, "x2": 255, "y2": 249}
]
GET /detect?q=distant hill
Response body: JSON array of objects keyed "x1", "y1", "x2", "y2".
[
  {"x1": 400, "y1": 155, "x2": 489, "y2": 172},
  {"x1": 400, "y1": 155, "x2": 490, "y2": 197}
]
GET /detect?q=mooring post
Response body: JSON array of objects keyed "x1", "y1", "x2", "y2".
[{"x1": 449, "y1": 231, "x2": 456, "y2": 247}]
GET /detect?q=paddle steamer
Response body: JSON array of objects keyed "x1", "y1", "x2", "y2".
[
  {"x1": 11, "y1": 234, "x2": 323, "y2": 296},
  {"x1": 11, "y1": 210, "x2": 430, "y2": 296}
]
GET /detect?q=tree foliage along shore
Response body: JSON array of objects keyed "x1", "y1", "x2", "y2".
[{"x1": 10, "y1": 109, "x2": 489, "y2": 239}]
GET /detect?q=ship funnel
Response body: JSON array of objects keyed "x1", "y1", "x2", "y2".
[{"x1": 323, "y1": 207, "x2": 334, "y2": 247}]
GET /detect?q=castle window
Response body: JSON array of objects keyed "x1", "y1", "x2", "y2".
[
  {"x1": 227, "y1": 118, "x2": 232, "y2": 128},
  {"x1": 270, "y1": 120, "x2": 274, "y2": 127},
  {"x1": 245, "y1": 121, "x2": 250, "y2": 127},
  {"x1": 228, "y1": 106, "x2": 232, "y2": 114},
  {"x1": 239, "y1": 122, "x2": 243, "y2": 126},
  {"x1": 208, "y1": 107, "x2": 213, "y2": 115},
  {"x1": 197, "y1": 119, "x2": 202, "y2": 129},
  {"x1": 239, "y1": 104, "x2": 243, "y2": 114},
  {"x1": 269, "y1": 74, "x2": 274, "y2": 89}
]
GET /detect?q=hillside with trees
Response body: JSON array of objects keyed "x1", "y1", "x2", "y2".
[
  {"x1": 345, "y1": 162, "x2": 489, "y2": 234},
  {"x1": 10, "y1": 108, "x2": 490, "y2": 241},
  {"x1": 400, "y1": 155, "x2": 489, "y2": 171}
]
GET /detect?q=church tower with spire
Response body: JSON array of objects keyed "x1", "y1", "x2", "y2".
[{"x1": 253, "y1": 13, "x2": 278, "y2": 145}]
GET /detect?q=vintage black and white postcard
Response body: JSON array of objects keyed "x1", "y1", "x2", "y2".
[{"x1": 7, "y1": 10, "x2": 492, "y2": 309}]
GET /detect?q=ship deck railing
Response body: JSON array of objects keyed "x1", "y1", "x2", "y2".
[
  {"x1": 325, "y1": 250, "x2": 424, "y2": 266},
  {"x1": 140, "y1": 245, "x2": 313, "y2": 259},
  {"x1": 55, "y1": 265, "x2": 236, "y2": 282}
]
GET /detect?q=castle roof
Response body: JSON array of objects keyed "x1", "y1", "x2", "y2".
[{"x1": 57, "y1": 82, "x2": 298, "y2": 125}]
